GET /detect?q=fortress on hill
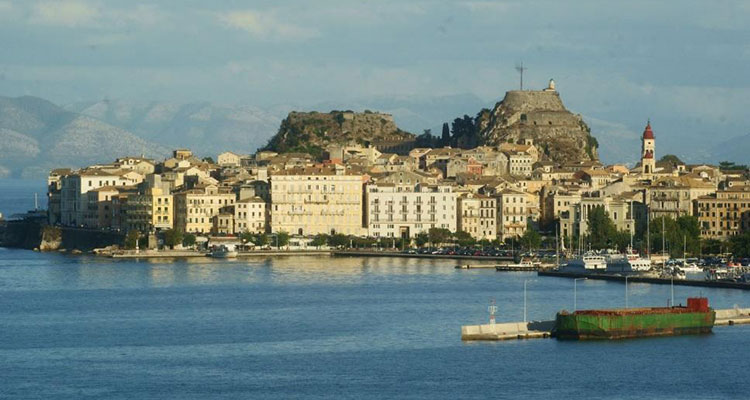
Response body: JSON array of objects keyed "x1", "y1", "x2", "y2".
[{"x1": 477, "y1": 79, "x2": 599, "y2": 164}]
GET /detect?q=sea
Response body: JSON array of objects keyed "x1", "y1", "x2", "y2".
[{"x1": 2, "y1": 179, "x2": 750, "y2": 399}]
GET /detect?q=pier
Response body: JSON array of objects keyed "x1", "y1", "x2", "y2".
[
  {"x1": 333, "y1": 250, "x2": 513, "y2": 261},
  {"x1": 461, "y1": 308, "x2": 750, "y2": 341},
  {"x1": 538, "y1": 270, "x2": 750, "y2": 290}
]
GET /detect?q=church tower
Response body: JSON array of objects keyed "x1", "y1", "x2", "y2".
[{"x1": 641, "y1": 120, "x2": 655, "y2": 175}]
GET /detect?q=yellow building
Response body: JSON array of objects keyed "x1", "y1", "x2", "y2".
[
  {"x1": 457, "y1": 193, "x2": 496, "y2": 240},
  {"x1": 697, "y1": 185, "x2": 750, "y2": 240},
  {"x1": 270, "y1": 166, "x2": 364, "y2": 236},
  {"x1": 125, "y1": 187, "x2": 174, "y2": 232},
  {"x1": 496, "y1": 189, "x2": 527, "y2": 240},
  {"x1": 174, "y1": 184, "x2": 236, "y2": 234}
]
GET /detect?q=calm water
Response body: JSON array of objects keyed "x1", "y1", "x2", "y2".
[
  {"x1": 1, "y1": 250, "x2": 749, "y2": 399},
  {"x1": 2, "y1": 181, "x2": 750, "y2": 399},
  {"x1": 0, "y1": 178, "x2": 47, "y2": 218}
]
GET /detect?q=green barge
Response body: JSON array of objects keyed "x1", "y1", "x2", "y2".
[{"x1": 553, "y1": 297, "x2": 715, "y2": 340}]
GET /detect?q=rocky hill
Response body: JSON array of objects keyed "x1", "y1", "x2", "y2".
[
  {"x1": 262, "y1": 110, "x2": 414, "y2": 156},
  {"x1": 0, "y1": 96, "x2": 169, "y2": 178},
  {"x1": 476, "y1": 88, "x2": 599, "y2": 163}
]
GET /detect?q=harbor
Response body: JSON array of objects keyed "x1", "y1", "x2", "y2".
[{"x1": 538, "y1": 269, "x2": 750, "y2": 290}]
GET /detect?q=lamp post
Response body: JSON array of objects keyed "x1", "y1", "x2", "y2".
[
  {"x1": 524, "y1": 279, "x2": 536, "y2": 323},
  {"x1": 574, "y1": 278, "x2": 587, "y2": 311},
  {"x1": 625, "y1": 275, "x2": 629, "y2": 308}
]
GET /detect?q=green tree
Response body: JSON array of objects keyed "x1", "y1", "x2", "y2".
[
  {"x1": 587, "y1": 206, "x2": 617, "y2": 249},
  {"x1": 520, "y1": 229, "x2": 542, "y2": 251},
  {"x1": 701, "y1": 238, "x2": 723, "y2": 255},
  {"x1": 649, "y1": 216, "x2": 701, "y2": 257},
  {"x1": 124, "y1": 231, "x2": 139, "y2": 249},
  {"x1": 428, "y1": 228, "x2": 451, "y2": 246},
  {"x1": 453, "y1": 231, "x2": 476, "y2": 247},
  {"x1": 659, "y1": 154, "x2": 684, "y2": 166},
  {"x1": 415, "y1": 232, "x2": 429, "y2": 247},
  {"x1": 441, "y1": 122, "x2": 450, "y2": 146},
  {"x1": 182, "y1": 233, "x2": 196, "y2": 248},
  {"x1": 163, "y1": 229, "x2": 183, "y2": 249},
  {"x1": 311, "y1": 234, "x2": 329, "y2": 247},
  {"x1": 328, "y1": 233, "x2": 349, "y2": 248},
  {"x1": 728, "y1": 233, "x2": 750, "y2": 258},
  {"x1": 276, "y1": 231, "x2": 290, "y2": 247}
]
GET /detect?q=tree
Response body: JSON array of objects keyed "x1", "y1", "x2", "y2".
[
  {"x1": 163, "y1": 229, "x2": 183, "y2": 249},
  {"x1": 328, "y1": 233, "x2": 349, "y2": 248},
  {"x1": 428, "y1": 228, "x2": 451, "y2": 246},
  {"x1": 124, "y1": 231, "x2": 139, "y2": 249},
  {"x1": 415, "y1": 232, "x2": 429, "y2": 247},
  {"x1": 441, "y1": 122, "x2": 450, "y2": 146},
  {"x1": 311, "y1": 234, "x2": 328, "y2": 247},
  {"x1": 182, "y1": 233, "x2": 196, "y2": 248},
  {"x1": 702, "y1": 238, "x2": 723, "y2": 255},
  {"x1": 453, "y1": 231, "x2": 476, "y2": 247},
  {"x1": 520, "y1": 229, "x2": 542, "y2": 251},
  {"x1": 276, "y1": 231, "x2": 290, "y2": 247},
  {"x1": 202, "y1": 157, "x2": 215, "y2": 164},
  {"x1": 587, "y1": 206, "x2": 617, "y2": 249},
  {"x1": 659, "y1": 154, "x2": 684, "y2": 166},
  {"x1": 728, "y1": 233, "x2": 750, "y2": 258},
  {"x1": 648, "y1": 216, "x2": 701, "y2": 257}
]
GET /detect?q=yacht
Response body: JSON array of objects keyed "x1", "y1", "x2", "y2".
[
  {"x1": 605, "y1": 249, "x2": 652, "y2": 274},
  {"x1": 560, "y1": 252, "x2": 607, "y2": 273}
]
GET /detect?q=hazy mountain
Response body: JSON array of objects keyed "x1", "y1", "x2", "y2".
[
  {"x1": 0, "y1": 96, "x2": 169, "y2": 178},
  {"x1": 65, "y1": 100, "x2": 283, "y2": 157},
  {"x1": 709, "y1": 133, "x2": 750, "y2": 164}
]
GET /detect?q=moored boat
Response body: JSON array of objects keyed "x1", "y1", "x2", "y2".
[{"x1": 553, "y1": 297, "x2": 715, "y2": 340}]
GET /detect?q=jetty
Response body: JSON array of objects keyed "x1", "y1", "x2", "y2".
[
  {"x1": 461, "y1": 307, "x2": 750, "y2": 341},
  {"x1": 538, "y1": 270, "x2": 750, "y2": 290}
]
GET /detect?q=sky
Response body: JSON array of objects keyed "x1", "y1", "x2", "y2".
[{"x1": 0, "y1": 0, "x2": 749, "y2": 162}]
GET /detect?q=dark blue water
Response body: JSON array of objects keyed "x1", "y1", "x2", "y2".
[{"x1": 1, "y1": 249, "x2": 749, "y2": 399}]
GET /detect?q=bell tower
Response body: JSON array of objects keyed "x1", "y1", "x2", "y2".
[{"x1": 641, "y1": 120, "x2": 655, "y2": 175}]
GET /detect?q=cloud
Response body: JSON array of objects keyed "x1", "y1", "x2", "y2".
[
  {"x1": 219, "y1": 9, "x2": 318, "y2": 41},
  {"x1": 29, "y1": 1, "x2": 100, "y2": 27}
]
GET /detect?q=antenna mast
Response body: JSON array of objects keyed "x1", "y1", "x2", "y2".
[{"x1": 515, "y1": 62, "x2": 527, "y2": 90}]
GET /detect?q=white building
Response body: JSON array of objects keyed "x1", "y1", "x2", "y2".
[{"x1": 366, "y1": 183, "x2": 457, "y2": 239}]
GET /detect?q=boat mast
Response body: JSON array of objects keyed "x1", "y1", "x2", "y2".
[
  {"x1": 555, "y1": 223, "x2": 560, "y2": 267},
  {"x1": 646, "y1": 205, "x2": 650, "y2": 260}
]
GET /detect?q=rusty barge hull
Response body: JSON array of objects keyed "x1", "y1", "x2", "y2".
[{"x1": 554, "y1": 298, "x2": 716, "y2": 340}]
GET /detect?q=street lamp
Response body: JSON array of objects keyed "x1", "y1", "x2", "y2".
[
  {"x1": 574, "y1": 278, "x2": 587, "y2": 311},
  {"x1": 524, "y1": 279, "x2": 537, "y2": 323}
]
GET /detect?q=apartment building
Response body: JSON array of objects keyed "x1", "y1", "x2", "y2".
[
  {"x1": 366, "y1": 183, "x2": 457, "y2": 238},
  {"x1": 270, "y1": 166, "x2": 365, "y2": 236}
]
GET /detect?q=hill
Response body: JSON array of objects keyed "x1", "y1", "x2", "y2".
[
  {"x1": 475, "y1": 86, "x2": 599, "y2": 163},
  {"x1": 262, "y1": 110, "x2": 414, "y2": 157}
]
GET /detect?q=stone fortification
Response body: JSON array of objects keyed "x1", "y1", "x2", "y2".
[
  {"x1": 477, "y1": 87, "x2": 599, "y2": 163},
  {"x1": 262, "y1": 110, "x2": 413, "y2": 156}
]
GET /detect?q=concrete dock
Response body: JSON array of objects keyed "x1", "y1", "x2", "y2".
[
  {"x1": 461, "y1": 320, "x2": 555, "y2": 341},
  {"x1": 333, "y1": 250, "x2": 513, "y2": 261},
  {"x1": 461, "y1": 308, "x2": 750, "y2": 341},
  {"x1": 539, "y1": 270, "x2": 750, "y2": 290}
]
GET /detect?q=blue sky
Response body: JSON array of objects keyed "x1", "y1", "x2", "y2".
[{"x1": 0, "y1": 0, "x2": 748, "y2": 162}]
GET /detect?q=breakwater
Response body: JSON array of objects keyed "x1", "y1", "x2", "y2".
[
  {"x1": 538, "y1": 270, "x2": 750, "y2": 290},
  {"x1": 0, "y1": 220, "x2": 124, "y2": 251},
  {"x1": 333, "y1": 250, "x2": 514, "y2": 261}
]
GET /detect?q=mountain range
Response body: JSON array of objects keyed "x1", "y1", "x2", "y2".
[{"x1": 0, "y1": 94, "x2": 745, "y2": 178}]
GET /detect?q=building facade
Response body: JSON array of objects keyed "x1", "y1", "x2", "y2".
[{"x1": 366, "y1": 183, "x2": 457, "y2": 238}]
